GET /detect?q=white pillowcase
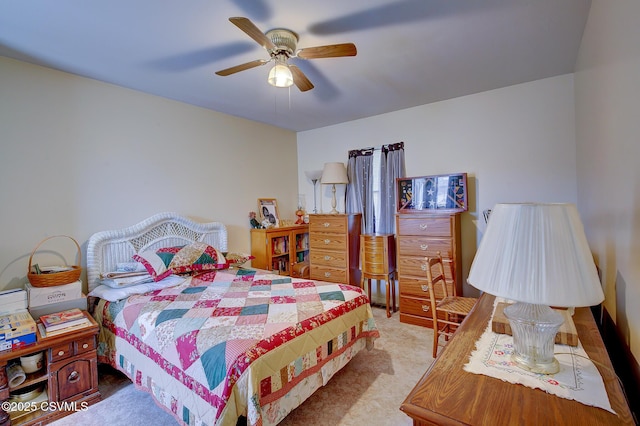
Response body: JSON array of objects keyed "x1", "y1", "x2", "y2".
[{"x1": 88, "y1": 275, "x2": 186, "y2": 302}]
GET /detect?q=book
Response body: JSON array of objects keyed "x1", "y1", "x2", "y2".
[
  {"x1": 39, "y1": 308, "x2": 87, "y2": 332},
  {"x1": 36, "y1": 319, "x2": 91, "y2": 338}
]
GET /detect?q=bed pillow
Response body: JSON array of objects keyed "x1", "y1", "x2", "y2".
[
  {"x1": 133, "y1": 242, "x2": 228, "y2": 281},
  {"x1": 88, "y1": 275, "x2": 186, "y2": 302},
  {"x1": 224, "y1": 252, "x2": 255, "y2": 266}
]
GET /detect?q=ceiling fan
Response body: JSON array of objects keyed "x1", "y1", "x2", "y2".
[{"x1": 215, "y1": 17, "x2": 357, "y2": 92}]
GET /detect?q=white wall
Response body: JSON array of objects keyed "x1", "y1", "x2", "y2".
[
  {"x1": 297, "y1": 74, "x2": 578, "y2": 298},
  {"x1": 0, "y1": 56, "x2": 298, "y2": 291},
  {"x1": 574, "y1": 0, "x2": 640, "y2": 359}
]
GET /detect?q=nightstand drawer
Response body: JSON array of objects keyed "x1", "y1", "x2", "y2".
[
  {"x1": 50, "y1": 350, "x2": 98, "y2": 402},
  {"x1": 75, "y1": 336, "x2": 96, "y2": 354},
  {"x1": 50, "y1": 342, "x2": 74, "y2": 363},
  {"x1": 49, "y1": 335, "x2": 96, "y2": 363}
]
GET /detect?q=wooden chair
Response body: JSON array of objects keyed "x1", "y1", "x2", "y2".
[
  {"x1": 360, "y1": 234, "x2": 396, "y2": 317},
  {"x1": 425, "y1": 253, "x2": 478, "y2": 358}
]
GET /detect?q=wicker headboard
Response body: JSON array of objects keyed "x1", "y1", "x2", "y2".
[{"x1": 86, "y1": 212, "x2": 228, "y2": 292}]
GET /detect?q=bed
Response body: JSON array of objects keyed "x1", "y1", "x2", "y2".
[{"x1": 86, "y1": 212, "x2": 379, "y2": 426}]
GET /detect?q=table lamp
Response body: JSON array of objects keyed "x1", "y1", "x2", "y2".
[
  {"x1": 304, "y1": 170, "x2": 323, "y2": 213},
  {"x1": 467, "y1": 203, "x2": 604, "y2": 374},
  {"x1": 321, "y1": 162, "x2": 349, "y2": 214}
]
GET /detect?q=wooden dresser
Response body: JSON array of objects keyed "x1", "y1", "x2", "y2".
[
  {"x1": 396, "y1": 213, "x2": 462, "y2": 328},
  {"x1": 308, "y1": 213, "x2": 361, "y2": 287},
  {"x1": 400, "y1": 293, "x2": 635, "y2": 425}
]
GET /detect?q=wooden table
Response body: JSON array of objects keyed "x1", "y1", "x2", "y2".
[{"x1": 400, "y1": 293, "x2": 634, "y2": 425}]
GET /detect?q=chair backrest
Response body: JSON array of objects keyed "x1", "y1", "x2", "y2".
[{"x1": 425, "y1": 254, "x2": 450, "y2": 316}]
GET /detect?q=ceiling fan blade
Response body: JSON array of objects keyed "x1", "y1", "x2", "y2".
[
  {"x1": 290, "y1": 65, "x2": 314, "y2": 92},
  {"x1": 297, "y1": 43, "x2": 357, "y2": 59},
  {"x1": 229, "y1": 17, "x2": 276, "y2": 51},
  {"x1": 215, "y1": 59, "x2": 268, "y2": 76}
]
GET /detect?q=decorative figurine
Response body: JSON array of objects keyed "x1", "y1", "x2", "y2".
[{"x1": 248, "y1": 211, "x2": 262, "y2": 229}]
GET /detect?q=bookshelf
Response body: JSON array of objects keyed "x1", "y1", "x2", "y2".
[{"x1": 250, "y1": 225, "x2": 309, "y2": 276}]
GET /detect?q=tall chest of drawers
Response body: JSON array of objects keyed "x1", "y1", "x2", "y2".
[
  {"x1": 396, "y1": 213, "x2": 462, "y2": 328},
  {"x1": 309, "y1": 213, "x2": 362, "y2": 287}
]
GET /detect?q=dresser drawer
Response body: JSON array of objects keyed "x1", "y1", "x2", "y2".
[
  {"x1": 310, "y1": 265, "x2": 348, "y2": 283},
  {"x1": 309, "y1": 232, "x2": 347, "y2": 251},
  {"x1": 399, "y1": 295, "x2": 433, "y2": 319},
  {"x1": 399, "y1": 275, "x2": 450, "y2": 299},
  {"x1": 397, "y1": 217, "x2": 452, "y2": 237},
  {"x1": 397, "y1": 257, "x2": 454, "y2": 281},
  {"x1": 397, "y1": 236, "x2": 452, "y2": 257},
  {"x1": 309, "y1": 216, "x2": 348, "y2": 233},
  {"x1": 309, "y1": 249, "x2": 347, "y2": 268}
]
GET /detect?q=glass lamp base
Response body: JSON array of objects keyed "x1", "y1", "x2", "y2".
[{"x1": 504, "y1": 302, "x2": 564, "y2": 375}]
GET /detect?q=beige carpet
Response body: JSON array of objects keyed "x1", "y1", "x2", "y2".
[{"x1": 50, "y1": 306, "x2": 434, "y2": 426}]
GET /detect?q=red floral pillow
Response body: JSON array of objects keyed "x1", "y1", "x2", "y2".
[
  {"x1": 224, "y1": 252, "x2": 255, "y2": 266},
  {"x1": 133, "y1": 242, "x2": 228, "y2": 281}
]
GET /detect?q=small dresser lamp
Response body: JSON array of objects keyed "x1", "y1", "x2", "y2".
[
  {"x1": 467, "y1": 203, "x2": 604, "y2": 374},
  {"x1": 304, "y1": 170, "x2": 323, "y2": 214},
  {"x1": 321, "y1": 162, "x2": 348, "y2": 214}
]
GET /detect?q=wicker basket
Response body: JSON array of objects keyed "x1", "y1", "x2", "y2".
[{"x1": 27, "y1": 235, "x2": 82, "y2": 288}]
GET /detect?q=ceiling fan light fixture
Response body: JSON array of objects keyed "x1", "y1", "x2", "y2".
[{"x1": 267, "y1": 61, "x2": 293, "y2": 88}]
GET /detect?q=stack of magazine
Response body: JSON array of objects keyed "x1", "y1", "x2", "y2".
[{"x1": 37, "y1": 308, "x2": 90, "y2": 337}]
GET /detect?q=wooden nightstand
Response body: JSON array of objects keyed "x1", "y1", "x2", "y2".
[{"x1": 0, "y1": 310, "x2": 100, "y2": 426}]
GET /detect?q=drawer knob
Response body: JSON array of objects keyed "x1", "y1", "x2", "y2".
[
  {"x1": 82, "y1": 343, "x2": 89, "y2": 349},
  {"x1": 323, "y1": 222, "x2": 330, "y2": 227},
  {"x1": 324, "y1": 272, "x2": 331, "y2": 277},
  {"x1": 420, "y1": 244, "x2": 429, "y2": 250},
  {"x1": 421, "y1": 264, "x2": 427, "y2": 271},
  {"x1": 421, "y1": 285, "x2": 429, "y2": 292},
  {"x1": 58, "y1": 350, "x2": 65, "y2": 356},
  {"x1": 419, "y1": 224, "x2": 428, "y2": 230},
  {"x1": 68, "y1": 370, "x2": 80, "y2": 383},
  {"x1": 324, "y1": 239, "x2": 331, "y2": 245},
  {"x1": 324, "y1": 255, "x2": 332, "y2": 260},
  {"x1": 422, "y1": 305, "x2": 430, "y2": 312}
]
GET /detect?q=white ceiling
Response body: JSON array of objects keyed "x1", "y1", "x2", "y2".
[{"x1": 0, "y1": 0, "x2": 591, "y2": 132}]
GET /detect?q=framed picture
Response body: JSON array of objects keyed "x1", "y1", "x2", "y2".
[
  {"x1": 258, "y1": 198, "x2": 279, "y2": 227},
  {"x1": 397, "y1": 173, "x2": 468, "y2": 213}
]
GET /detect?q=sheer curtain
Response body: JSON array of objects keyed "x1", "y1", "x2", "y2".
[{"x1": 346, "y1": 143, "x2": 405, "y2": 234}]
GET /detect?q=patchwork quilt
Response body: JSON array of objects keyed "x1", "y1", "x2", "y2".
[{"x1": 95, "y1": 268, "x2": 379, "y2": 426}]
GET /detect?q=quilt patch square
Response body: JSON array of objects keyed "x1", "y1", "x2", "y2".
[
  {"x1": 211, "y1": 307, "x2": 242, "y2": 317},
  {"x1": 235, "y1": 313, "x2": 268, "y2": 325},
  {"x1": 241, "y1": 304, "x2": 269, "y2": 316},
  {"x1": 319, "y1": 291, "x2": 345, "y2": 301}
]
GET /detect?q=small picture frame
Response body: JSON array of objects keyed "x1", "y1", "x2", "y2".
[
  {"x1": 258, "y1": 198, "x2": 279, "y2": 228},
  {"x1": 397, "y1": 173, "x2": 468, "y2": 213}
]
